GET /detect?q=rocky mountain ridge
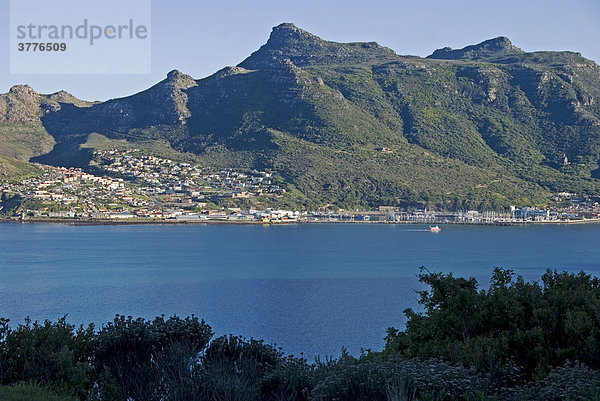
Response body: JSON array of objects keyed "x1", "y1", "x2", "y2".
[{"x1": 2, "y1": 23, "x2": 600, "y2": 209}]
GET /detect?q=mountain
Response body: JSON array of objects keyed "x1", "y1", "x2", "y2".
[
  {"x1": 2, "y1": 23, "x2": 600, "y2": 210},
  {"x1": 0, "y1": 155, "x2": 40, "y2": 182},
  {"x1": 0, "y1": 85, "x2": 93, "y2": 162}
]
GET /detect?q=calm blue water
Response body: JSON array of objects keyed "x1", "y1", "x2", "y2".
[{"x1": 1, "y1": 222, "x2": 599, "y2": 359}]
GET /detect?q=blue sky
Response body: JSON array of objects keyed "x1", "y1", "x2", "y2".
[{"x1": 2, "y1": 0, "x2": 599, "y2": 101}]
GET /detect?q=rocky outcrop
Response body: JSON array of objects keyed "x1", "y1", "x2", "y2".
[
  {"x1": 239, "y1": 22, "x2": 397, "y2": 69},
  {"x1": 428, "y1": 36, "x2": 525, "y2": 60}
]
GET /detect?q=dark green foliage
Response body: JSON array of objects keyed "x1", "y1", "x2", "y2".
[
  {"x1": 92, "y1": 314, "x2": 212, "y2": 400},
  {"x1": 385, "y1": 268, "x2": 600, "y2": 382},
  {"x1": 0, "y1": 383, "x2": 78, "y2": 401},
  {"x1": 261, "y1": 355, "x2": 313, "y2": 401},
  {"x1": 0, "y1": 316, "x2": 94, "y2": 398},
  {"x1": 196, "y1": 335, "x2": 284, "y2": 401},
  {"x1": 310, "y1": 354, "x2": 493, "y2": 401},
  {"x1": 498, "y1": 361, "x2": 600, "y2": 401},
  {"x1": 0, "y1": 193, "x2": 25, "y2": 216},
  {"x1": 203, "y1": 335, "x2": 282, "y2": 377}
]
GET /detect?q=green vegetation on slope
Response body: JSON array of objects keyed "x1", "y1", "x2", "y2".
[
  {"x1": 82, "y1": 133, "x2": 200, "y2": 163},
  {"x1": 0, "y1": 155, "x2": 40, "y2": 182},
  {"x1": 0, "y1": 123, "x2": 55, "y2": 162},
  {"x1": 0, "y1": 85, "x2": 93, "y2": 163},
  {"x1": 2, "y1": 24, "x2": 600, "y2": 209}
]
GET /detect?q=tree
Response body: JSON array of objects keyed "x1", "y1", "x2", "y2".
[{"x1": 385, "y1": 268, "x2": 600, "y2": 382}]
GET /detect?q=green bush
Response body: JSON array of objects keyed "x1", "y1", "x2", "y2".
[
  {"x1": 499, "y1": 361, "x2": 600, "y2": 401},
  {"x1": 0, "y1": 383, "x2": 78, "y2": 401},
  {"x1": 200, "y1": 335, "x2": 284, "y2": 401},
  {"x1": 310, "y1": 353, "x2": 492, "y2": 401},
  {"x1": 0, "y1": 316, "x2": 93, "y2": 398},
  {"x1": 385, "y1": 268, "x2": 600, "y2": 383},
  {"x1": 92, "y1": 314, "x2": 212, "y2": 401},
  {"x1": 260, "y1": 355, "x2": 313, "y2": 401}
]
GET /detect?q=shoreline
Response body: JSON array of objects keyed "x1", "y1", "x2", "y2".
[{"x1": 2, "y1": 217, "x2": 600, "y2": 226}]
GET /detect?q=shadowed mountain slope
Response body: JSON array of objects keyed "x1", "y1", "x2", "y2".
[{"x1": 2, "y1": 23, "x2": 600, "y2": 209}]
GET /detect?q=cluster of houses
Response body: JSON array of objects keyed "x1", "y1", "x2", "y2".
[
  {"x1": 31, "y1": 167, "x2": 126, "y2": 201},
  {"x1": 95, "y1": 149, "x2": 286, "y2": 199},
  {"x1": 2, "y1": 148, "x2": 600, "y2": 224},
  {"x1": 1, "y1": 165, "x2": 153, "y2": 219},
  {"x1": 0, "y1": 153, "x2": 299, "y2": 222}
]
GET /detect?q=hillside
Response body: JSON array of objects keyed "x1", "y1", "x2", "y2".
[
  {"x1": 0, "y1": 85, "x2": 94, "y2": 162},
  {"x1": 0, "y1": 155, "x2": 40, "y2": 182},
  {"x1": 2, "y1": 23, "x2": 600, "y2": 209}
]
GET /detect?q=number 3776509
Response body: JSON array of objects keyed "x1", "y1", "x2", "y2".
[{"x1": 18, "y1": 43, "x2": 67, "y2": 51}]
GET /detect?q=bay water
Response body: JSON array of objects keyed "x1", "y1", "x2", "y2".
[{"x1": 1, "y1": 222, "x2": 599, "y2": 358}]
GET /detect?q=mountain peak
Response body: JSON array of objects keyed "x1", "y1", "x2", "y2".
[
  {"x1": 239, "y1": 23, "x2": 396, "y2": 70},
  {"x1": 487, "y1": 36, "x2": 515, "y2": 47},
  {"x1": 476, "y1": 36, "x2": 523, "y2": 53},
  {"x1": 47, "y1": 90, "x2": 93, "y2": 107},
  {"x1": 272, "y1": 22, "x2": 300, "y2": 31},
  {"x1": 9, "y1": 84, "x2": 39, "y2": 97},
  {"x1": 164, "y1": 69, "x2": 197, "y2": 90},
  {"x1": 238, "y1": 23, "x2": 324, "y2": 70},
  {"x1": 428, "y1": 36, "x2": 524, "y2": 60},
  {"x1": 166, "y1": 69, "x2": 184, "y2": 79},
  {"x1": 268, "y1": 22, "x2": 320, "y2": 45}
]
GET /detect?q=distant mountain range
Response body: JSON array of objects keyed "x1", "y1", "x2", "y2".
[{"x1": 2, "y1": 23, "x2": 600, "y2": 209}]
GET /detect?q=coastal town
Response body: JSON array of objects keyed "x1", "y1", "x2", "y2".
[{"x1": 1, "y1": 149, "x2": 600, "y2": 225}]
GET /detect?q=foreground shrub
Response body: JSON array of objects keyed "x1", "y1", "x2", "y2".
[
  {"x1": 260, "y1": 355, "x2": 314, "y2": 401},
  {"x1": 0, "y1": 316, "x2": 94, "y2": 398},
  {"x1": 93, "y1": 314, "x2": 212, "y2": 401},
  {"x1": 499, "y1": 361, "x2": 600, "y2": 401},
  {"x1": 385, "y1": 268, "x2": 600, "y2": 383},
  {"x1": 0, "y1": 383, "x2": 78, "y2": 401},
  {"x1": 310, "y1": 353, "x2": 492, "y2": 401},
  {"x1": 200, "y1": 335, "x2": 285, "y2": 401}
]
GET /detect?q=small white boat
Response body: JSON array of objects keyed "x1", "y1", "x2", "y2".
[{"x1": 429, "y1": 225, "x2": 441, "y2": 232}]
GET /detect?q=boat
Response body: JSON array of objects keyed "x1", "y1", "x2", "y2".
[{"x1": 429, "y1": 225, "x2": 441, "y2": 232}]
